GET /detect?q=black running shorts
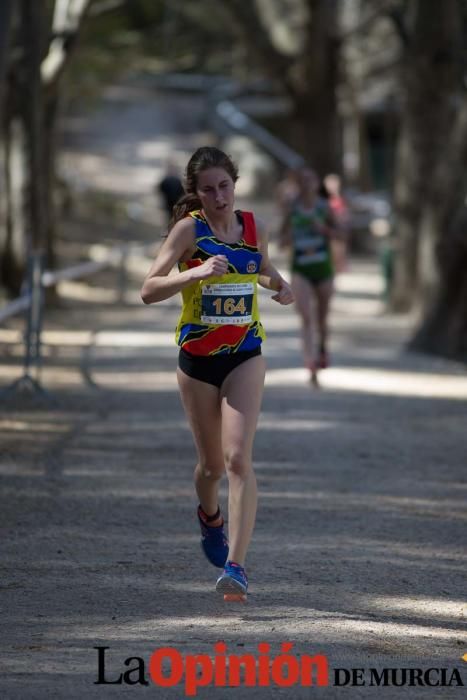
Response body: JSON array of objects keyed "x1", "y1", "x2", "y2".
[{"x1": 178, "y1": 347, "x2": 262, "y2": 388}]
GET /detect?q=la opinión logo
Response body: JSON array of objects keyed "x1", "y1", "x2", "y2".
[
  {"x1": 94, "y1": 643, "x2": 329, "y2": 695},
  {"x1": 94, "y1": 645, "x2": 466, "y2": 694}
]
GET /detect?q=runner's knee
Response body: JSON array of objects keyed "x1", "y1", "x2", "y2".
[{"x1": 223, "y1": 449, "x2": 251, "y2": 478}]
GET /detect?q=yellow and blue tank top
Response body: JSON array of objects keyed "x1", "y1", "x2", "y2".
[{"x1": 175, "y1": 210, "x2": 266, "y2": 356}]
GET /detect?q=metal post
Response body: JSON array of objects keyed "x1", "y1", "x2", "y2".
[
  {"x1": 0, "y1": 250, "x2": 55, "y2": 403},
  {"x1": 24, "y1": 250, "x2": 44, "y2": 374}
]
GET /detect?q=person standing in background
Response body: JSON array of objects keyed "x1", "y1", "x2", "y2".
[{"x1": 156, "y1": 160, "x2": 185, "y2": 223}]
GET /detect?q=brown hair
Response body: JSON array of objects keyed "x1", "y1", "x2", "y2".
[{"x1": 169, "y1": 146, "x2": 238, "y2": 231}]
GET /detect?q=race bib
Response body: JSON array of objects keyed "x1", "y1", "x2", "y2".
[{"x1": 201, "y1": 282, "x2": 254, "y2": 325}]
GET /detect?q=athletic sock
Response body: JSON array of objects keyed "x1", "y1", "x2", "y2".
[{"x1": 198, "y1": 504, "x2": 223, "y2": 527}]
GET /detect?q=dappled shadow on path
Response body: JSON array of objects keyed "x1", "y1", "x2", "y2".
[{"x1": 1, "y1": 255, "x2": 466, "y2": 697}]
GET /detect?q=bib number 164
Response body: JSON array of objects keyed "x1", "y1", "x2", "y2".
[
  {"x1": 201, "y1": 282, "x2": 254, "y2": 325},
  {"x1": 212, "y1": 296, "x2": 246, "y2": 316}
]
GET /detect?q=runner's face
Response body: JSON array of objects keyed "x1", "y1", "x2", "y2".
[{"x1": 196, "y1": 168, "x2": 235, "y2": 216}]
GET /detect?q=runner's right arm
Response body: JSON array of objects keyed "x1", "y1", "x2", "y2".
[{"x1": 141, "y1": 218, "x2": 228, "y2": 304}]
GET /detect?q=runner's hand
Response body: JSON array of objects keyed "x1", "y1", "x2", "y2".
[
  {"x1": 272, "y1": 279, "x2": 294, "y2": 305},
  {"x1": 194, "y1": 255, "x2": 229, "y2": 280}
]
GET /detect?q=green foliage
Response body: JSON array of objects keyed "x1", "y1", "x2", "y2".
[
  {"x1": 63, "y1": 0, "x2": 242, "y2": 108},
  {"x1": 63, "y1": 7, "x2": 141, "y2": 107}
]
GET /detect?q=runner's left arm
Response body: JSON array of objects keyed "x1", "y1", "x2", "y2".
[{"x1": 256, "y1": 218, "x2": 294, "y2": 305}]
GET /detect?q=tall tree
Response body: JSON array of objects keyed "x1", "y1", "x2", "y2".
[
  {"x1": 222, "y1": 0, "x2": 341, "y2": 175},
  {"x1": 0, "y1": 0, "x2": 15, "y2": 290},
  {"x1": 0, "y1": 0, "x2": 90, "y2": 295},
  {"x1": 0, "y1": 2, "x2": 42, "y2": 294},
  {"x1": 389, "y1": 0, "x2": 467, "y2": 358},
  {"x1": 41, "y1": 0, "x2": 90, "y2": 271}
]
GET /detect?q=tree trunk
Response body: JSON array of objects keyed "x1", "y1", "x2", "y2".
[
  {"x1": 0, "y1": 1, "x2": 23, "y2": 295},
  {"x1": 0, "y1": 1, "x2": 47, "y2": 295},
  {"x1": 290, "y1": 84, "x2": 339, "y2": 175},
  {"x1": 410, "y1": 98, "x2": 467, "y2": 359},
  {"x1": 43, "y1": 90, "x2": 59, "y2": 272},
  {"x1": 410, "y1": 215, "x2": 467, "y2": 359},
  {"x1": 288, "y1": 0, "x2": 340, "y2": 174},
  {"x1": 40, "y1": 0, "x2": 90, "y2": 276},
  {"x1": 390, "y1": 0, "x2": 462, "y2": 311},
  {"x1": 390, "y1": 124, "x2": 421, "y2": 310},
  {"x1": 0, "y1": 0, "x2": 89, "y2": 296},
  {"x1": 20, "y1": 0, "x2": 46, "y2": 253},
  {"x1": 222, "y1": 0, "x2": 341, "y2": 176},
  {"x1": 0, "y1": 112, "x2": 28, "y2": 296},
  {"x1": 389, "y1": 0, "x2": 467, "y2": 360}
]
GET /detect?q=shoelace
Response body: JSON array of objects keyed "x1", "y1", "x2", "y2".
[{"x1": 225, "y1": 563, "x2": 247, "y2": 584}]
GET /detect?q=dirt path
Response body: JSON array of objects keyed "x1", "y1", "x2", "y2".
[{"x1": 1, "y1": 79, "x2": 466, "y2": 698}]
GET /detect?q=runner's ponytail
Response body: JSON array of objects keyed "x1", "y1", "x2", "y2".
[{"x1": 169, "y1": 192, "x2": 201, "y2": 231}]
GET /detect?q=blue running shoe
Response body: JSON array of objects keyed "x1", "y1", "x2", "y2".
[
  {"x1": 197, "y1": 506, "x2": 229, "y2": 568},
  {"x1": 216, "y1": 561, "x2": 248, "y2": 597}
]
